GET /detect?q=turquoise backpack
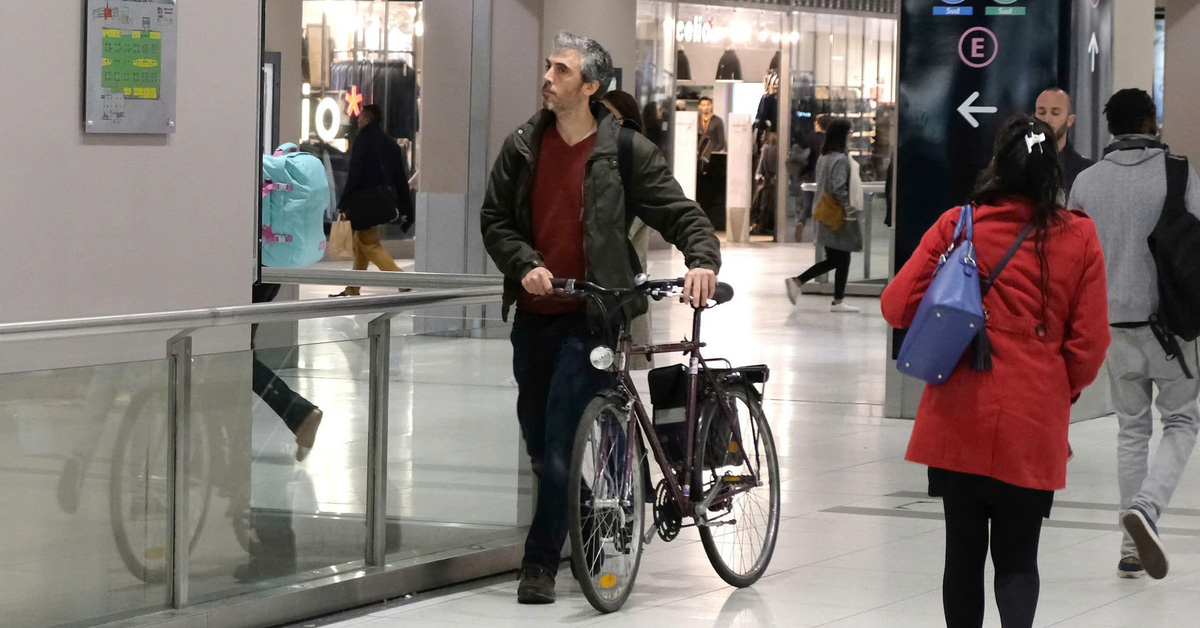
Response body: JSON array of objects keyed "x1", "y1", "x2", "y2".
[{"x1": 261, "y1": 144, "x2": 329, "y2": 268}]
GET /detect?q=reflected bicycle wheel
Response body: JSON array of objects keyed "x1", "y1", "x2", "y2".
[
  {"x1": 109, "y1": 388, "x2": 213, "y2": 583},
  {"x1": 568, "y1": 393, "x2": 645, "y2": 613},
  {"x1": 695, "y1": 383, "x2": 780, "y2": 587}
]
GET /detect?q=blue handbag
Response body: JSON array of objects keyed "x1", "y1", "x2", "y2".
[{"x1": 897, "y1": 205, "x2": 985, "y2": 385}]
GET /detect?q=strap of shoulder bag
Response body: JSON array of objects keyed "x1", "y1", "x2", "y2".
[
  {"x1": 1163, "y1": 155, "x2": 1190, "y2": 222},
  {"x1": 981, "y1": 223, "x2": 1036, "y2": 296}
]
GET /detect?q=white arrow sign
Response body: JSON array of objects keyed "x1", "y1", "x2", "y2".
[
  {"x1": 1088, "y1": 33, "x2": 1100, "y2": 73},
  {"x1": 957, "y1": 92, "x2": 998, "y2": 128}
]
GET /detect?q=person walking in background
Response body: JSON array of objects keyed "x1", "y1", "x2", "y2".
[
  {"x1": 785, "y1": 119, "x2": 862, "y2": 312},
  {"x1": 331, "y1": 104, "x2": 413, "y2": 297},
  {"x1": 602, "y1": 90, "x2": 655, "y2": 370},
  {"x1": 1035, "y1": 88, "x2": 1093, "y2": 195},
  {"x1": 882, "y1": 116, "x2": 1110, "y2": 628},
  {"x1": 1068, "y1": 88, "x2": 1200, "y2": 581}
]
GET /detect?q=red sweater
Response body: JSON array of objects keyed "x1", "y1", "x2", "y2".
[
  {"x1": 517, "y1": 125, "x2": 597, "y2": 315},
  {"x1": 881, "y1": 200, "x2": 1110, "y2": 491}
]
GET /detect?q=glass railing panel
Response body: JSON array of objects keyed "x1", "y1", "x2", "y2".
[
  {"x1": 0, "y1": 359, "x2": 170, "y2": 627},
  {"x1": 383, "y1": 314, "x2": 528, "y2": 563},
  {"x1": 186, "y1": 337, "x2": 371, "y2": 602}
]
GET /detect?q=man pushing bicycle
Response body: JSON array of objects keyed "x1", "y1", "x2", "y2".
[{"x1": 480, "y1": 31, "x2": 721, "y2": 605}]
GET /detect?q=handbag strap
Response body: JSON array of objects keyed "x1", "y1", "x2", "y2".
[
  {"x1": 951, "y1": 204, "x2": 974, "y2": 244},
  {"x1": 981, "y1": 223, "x2": 1036, "y2": 296}
]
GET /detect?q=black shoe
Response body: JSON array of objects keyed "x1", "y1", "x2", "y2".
[{"x1": 517, "y1": 565, "x2": 556, "y2": 604}]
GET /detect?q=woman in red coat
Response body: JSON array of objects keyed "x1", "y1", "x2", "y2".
[{"x1": 881, "y1": 116, "x2": 1110, "y2": 628}]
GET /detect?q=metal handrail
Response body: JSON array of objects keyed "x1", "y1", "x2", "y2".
[
  {"x1": 0, "y1": 286, "x2": 504, "y2": 341},
  {"x1": 262, "y1": 268, "x2": 502, "y2": 289}
]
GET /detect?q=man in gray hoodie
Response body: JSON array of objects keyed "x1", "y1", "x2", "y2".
[{"x1": 1069, "y1": 89, "x2": 1200, "y2": 581}]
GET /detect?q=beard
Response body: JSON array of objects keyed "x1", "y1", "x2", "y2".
[{"x1": 1053, "y1": 122, "x2": 1068, "y2": 142}]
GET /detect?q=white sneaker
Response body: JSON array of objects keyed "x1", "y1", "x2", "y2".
[
  {"x1": 830, "y1": 302, "x2": 860, "y2": 313},
  {"x1": 785, "y1": 278, "x2": 802, "y2": 305}
]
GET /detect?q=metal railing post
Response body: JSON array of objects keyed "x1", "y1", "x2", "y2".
[
  {"x1": 365, "y1": 314, "x2": 394, "y2": 567},
  {"x1": 167, "y1": 331, "x2": 194, "y2": 609}
]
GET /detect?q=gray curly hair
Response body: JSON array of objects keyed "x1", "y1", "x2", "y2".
[{"x1": 553, "y1": 31, "x2": 614, "y2": 99}]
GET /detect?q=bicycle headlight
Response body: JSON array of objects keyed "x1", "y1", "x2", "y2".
[{"x1": 590, "y1": 346, "x2": 616, "y2": 371}]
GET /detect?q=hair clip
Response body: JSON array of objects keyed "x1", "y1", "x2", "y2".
[{"x1": 1025, "y1": 131, "x2": 1047, "y2": 154}]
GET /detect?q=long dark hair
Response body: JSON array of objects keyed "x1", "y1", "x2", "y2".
[
  {"x1": 970, "y1": 115, "x2": 1066, "y2": 335},
  {"x1": 821, "y1": 119, "x2": 851, "y2": 155},
  {"x1": 602, "y1": 90, "x2": 644, "y2": 133}
]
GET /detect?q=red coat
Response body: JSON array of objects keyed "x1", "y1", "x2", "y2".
[{"x1": 881, "y1": 199, "x2": 1110, "y2": 491}]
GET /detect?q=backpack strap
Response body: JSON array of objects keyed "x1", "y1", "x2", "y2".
[
  {"x1": 618, "y1": 125, "x2": 636, "y2": 231},
  {"x1": 1163, "y1": 155, "x2": 1190, "y2": 222},
  {"x1": 1103, "y1": 137, "x2": 1168, "y2": 157}
]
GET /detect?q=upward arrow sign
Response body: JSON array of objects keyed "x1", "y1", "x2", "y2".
[{"x1": 1088, "y1": 33, "x2": 1100, "y2": 73}]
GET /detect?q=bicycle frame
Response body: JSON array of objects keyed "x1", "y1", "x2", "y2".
[{"x1": 607, "y1": 304, "x2": 759, "y2": 525}]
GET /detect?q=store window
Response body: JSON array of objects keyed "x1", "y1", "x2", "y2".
[
  {"x1": 262, "y1": 0, "x2": 424, "y2": 275},
  {"x1": 301, "y1": 1, "x2": 421, "y2": 152},
  {"x1": 634, "y1": 1, "x2": 896, "y2": 248}
]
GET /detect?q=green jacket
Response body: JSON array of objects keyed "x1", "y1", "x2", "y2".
[{"x1": 481, "y1": 103, "x2": 721, "y2": 322}]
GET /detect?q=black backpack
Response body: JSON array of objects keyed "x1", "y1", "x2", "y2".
[{"x1": 1148, "y1": 153, "x2": 1200, "y2": 342}]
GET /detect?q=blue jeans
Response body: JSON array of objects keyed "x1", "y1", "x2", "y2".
[{"x1": 511, "y1": 311, "x2": 615, "y2": 574}]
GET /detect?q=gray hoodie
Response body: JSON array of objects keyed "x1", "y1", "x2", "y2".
[{"x1": 1068, "y1": 135, "x2": 1200, "y2": 324}]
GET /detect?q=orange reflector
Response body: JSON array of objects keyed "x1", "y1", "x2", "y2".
[
  {"x1": 145, "y1": 546, "x2": 166, "y2": 560},
  {"x1": 727, "y1": 476, "x2": 741, "y2": 482},
  {"x1": 729, "y1": 441, "x2": 740, "y2": 453},
  {"x1": 599, "y1": 574, "x2": 618, "y2": 589}
]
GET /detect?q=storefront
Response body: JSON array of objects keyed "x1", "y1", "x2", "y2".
[{"x1": 635, "y1": 0, "x2": 897, "y2": 290}]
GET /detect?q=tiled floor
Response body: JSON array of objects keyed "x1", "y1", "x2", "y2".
[{"x1": 293, "y1": 242, "x2": 1200, "y2": 628}]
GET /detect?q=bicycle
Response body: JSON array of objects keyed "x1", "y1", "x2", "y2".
[
  {"x1": 110, "y1": 374, "x2": 254, "y2": 584},
  {"x1": 552, "y1": 276, "x2": 780, "y2": 613}
]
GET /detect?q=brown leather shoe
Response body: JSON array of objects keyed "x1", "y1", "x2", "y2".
[
  {"x1": 516, "y1": 565, "x2": 556, "y2": 604},
  {"x1": 294, "y1": 408, "x2": 323, "y2": 462}
]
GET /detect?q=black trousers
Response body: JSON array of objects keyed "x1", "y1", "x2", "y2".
[
  {"x1": 942, "y1": 493, "x2": 1044, "y2": 628},
  {"x1": 510, "y1": 311, "x2": 615, "y2": 574},
  {"x1": 251, "y1": 283, "x2": 316, "y2": 435},
  {"x1": 797, "y1": 247, "x2": 851, "y2": 300}
]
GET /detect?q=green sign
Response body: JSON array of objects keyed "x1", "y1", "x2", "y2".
[
  {"x1": 987, "y1": 6, "x2": 1026, "y2": 16},
  {"x1": 101, "y1": 29, "x2": 163, "y2": 100}
]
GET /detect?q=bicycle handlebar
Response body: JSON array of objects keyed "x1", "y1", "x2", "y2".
[{"x1": 549, "y1": 278, "x2": 734, "y2": 305}]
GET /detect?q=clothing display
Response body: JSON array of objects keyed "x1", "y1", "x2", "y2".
[{"x1": 329, "y1": 59, "x2": 420, "y2": 141}]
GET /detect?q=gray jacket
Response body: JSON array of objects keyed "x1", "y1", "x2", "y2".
[
  {"x1": 1067, "y1": 135, "x2": 1200, "y2": 323},
  {"x1": 814, "y1": 152, "x2": 863, "y2": 252}
]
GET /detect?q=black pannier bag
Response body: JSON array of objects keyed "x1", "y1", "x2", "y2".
[{"x1": 648, "y1": 364, "x2": 689, "y2": 465}]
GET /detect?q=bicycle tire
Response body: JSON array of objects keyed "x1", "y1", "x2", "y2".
[
  {"x1": 695, "y1": 383, "x2": 780, "y2": 588},
  {"x1": 568, "y1": 392, "x2": 645, "y2": 613},
  {"x1": 109, "y1": 388, "x2": 213, "y2": 584}
]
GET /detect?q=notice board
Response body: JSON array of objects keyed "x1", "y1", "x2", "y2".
[{"x1": 85, "y1": 0, "x2": 178, "y2": 134}]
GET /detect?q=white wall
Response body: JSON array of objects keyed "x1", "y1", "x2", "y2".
[
  {"x1": 1113, "y1": 0, "x2": 1157, "y2": 93},
  {"x1": 542, "y1": 0, "x2": 637, "y2": 83},
  {"x1": 1164, "y1": 0, "x2": 1200, "y2": 158},
  {"x1": 265, "y1": 0, "x2": 305, "y2": 145},
  {"x1": 0, "y1": 1, "x2": 261, "y2": 370}
]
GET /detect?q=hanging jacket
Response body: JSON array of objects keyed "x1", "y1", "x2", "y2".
[{"x1": 881, "y1": 199, "x2": 1110, "y2": 491}]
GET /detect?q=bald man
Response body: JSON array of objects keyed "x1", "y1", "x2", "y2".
[{"x1": 1036, "y1": 88, "x2": 1095, "y2": 194}]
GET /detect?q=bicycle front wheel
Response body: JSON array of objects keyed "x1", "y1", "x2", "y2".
[
  {"x1": 568, "y1": 393, "x2": 645, "y2": 613},
  {"x1": 695, "y1": 383, "x2": 780, "y2": 587}
]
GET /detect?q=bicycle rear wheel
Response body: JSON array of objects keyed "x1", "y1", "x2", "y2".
[
  {"x1": 568, "y1": 393, "x2": 645, "y2": 613},
  {"x1": 695, "y1": 383, "x2": 779, "y2": 587}
]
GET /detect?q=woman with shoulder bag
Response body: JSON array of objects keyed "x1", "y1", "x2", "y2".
[
  {"x1": 785, "y1": 119, "x2": 863, "y2": 312},
  {"x1": 880, "y1": 116, "x2": 1111, "y2": 628}
]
